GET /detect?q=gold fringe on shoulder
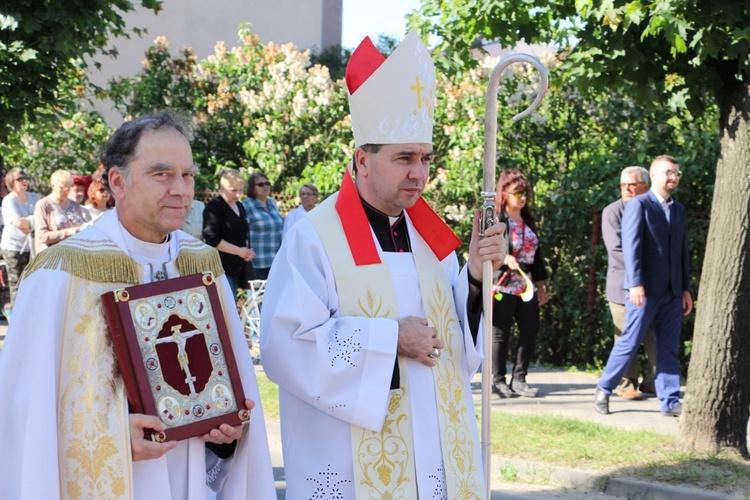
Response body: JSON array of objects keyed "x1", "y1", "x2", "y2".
[
  {"x1": 22, "y1": 244, "x2": 140, "y2": 284},
  {"x1": 175, "y1": 243, "x2": 225, "y2": 279}
]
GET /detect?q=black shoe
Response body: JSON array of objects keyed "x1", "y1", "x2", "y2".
[
  {"x1": 594, "y1": 388, "x2": 610, "y2": 415},
  {"x1": 662, "y1": 402, "x2": 682, "y2": 417},
  {"x1": 492, "y1": 381, "x2": 514, "y2": 398},
  {"x1": 639, "y1": 382, "x2": 656, "y2": 395},
  {"x1": 510, "y1": 379, "x2": 539, "y2": 398}
]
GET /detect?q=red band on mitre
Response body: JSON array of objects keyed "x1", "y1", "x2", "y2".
[
  {"x1": 335, "y1": 170, "x2": 461, "y2": 265},
  {"x1": 345, "y1": 36, "x2": 386, "y2": 95}
]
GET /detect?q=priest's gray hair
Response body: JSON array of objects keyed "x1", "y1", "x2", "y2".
[{"x1": 101, "y1": 111, "x2": 191, "y2": 187}]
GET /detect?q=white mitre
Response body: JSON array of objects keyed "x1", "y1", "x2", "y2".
[{"x1": 345, "y1": 30, "x2": 436, "y2": 147}]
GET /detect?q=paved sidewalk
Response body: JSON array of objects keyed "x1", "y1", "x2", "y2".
[{"x1": 470, "y1": 365, "x2": 682, "y2": 436}]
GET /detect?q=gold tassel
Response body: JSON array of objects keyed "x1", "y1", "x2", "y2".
[
  {"x1": 175, "y1": 243, "x2": 226, "y2": 278},
  {"x1": 22, "y1": 245, "x2": 140, "y2": 284},
  {"x1": 22, "y1": 237, "x2": 225, "y2": 285}
]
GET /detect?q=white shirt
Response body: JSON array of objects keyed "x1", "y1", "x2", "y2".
[{"x1": 651, "y1": 187, "x2": 673, "y2": 224}]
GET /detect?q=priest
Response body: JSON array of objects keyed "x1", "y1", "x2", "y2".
[
  {"x1": 0, "y1": 112, "x2": 276, "y2": 499},
  {"x1": 260, "y1": 31, "x2": 508, "y2": 499}
]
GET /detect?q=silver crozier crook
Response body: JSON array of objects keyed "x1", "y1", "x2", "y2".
[{"x1": 479, "y1": 54, "x2": 548, "y2": 498}]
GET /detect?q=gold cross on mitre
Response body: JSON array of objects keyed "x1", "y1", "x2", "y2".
[{"x1": 411, "y1": 76, "x2": 425, "y2": 109}]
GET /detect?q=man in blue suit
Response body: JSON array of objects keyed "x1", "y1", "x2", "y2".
[{"x1": 595, "y1": 155, "x2": 693, "y2": 417}]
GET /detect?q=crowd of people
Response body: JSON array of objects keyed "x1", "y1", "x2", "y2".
[
  {"x1": 0, "y1": 159, "x2": 318, "y2": 321},
  {"x1": 0, "y1": 29, "x2": 692, "y2": 499},
  {"x1": 0, "y1": 168, "x2": 107, "y2": 319}
]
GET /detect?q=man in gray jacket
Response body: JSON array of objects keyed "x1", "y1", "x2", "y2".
[{"x1": 601, "y1": 166, "x2": 656, "y2": 399}]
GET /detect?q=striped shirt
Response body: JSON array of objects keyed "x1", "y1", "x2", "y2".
[{"x1": 242, "y1": 197, "x2": 283, "y2": 269}]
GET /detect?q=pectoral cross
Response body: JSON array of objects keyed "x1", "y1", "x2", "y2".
[
  {"x1": 156, "y1": 324, "x2": 203, "y2": 396},
  {"x1": 411, "y1": 76, "x2": 424, "y2": 108}
]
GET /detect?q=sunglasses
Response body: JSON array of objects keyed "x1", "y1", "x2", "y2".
[
  {"x1": 15, "y1": 176, "x2": 28, "y2": 182},
  {"x1": 255, "y1": 181, "x2": 271, "y2": 187},
  {"x1": 505, "y1": 191, "x2": 527, "y2": 199}
]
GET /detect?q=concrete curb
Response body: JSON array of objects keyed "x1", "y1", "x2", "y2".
[
  {"x1": 492, "y1": 456, "x2": 742, "y2": 499},
  {"x1": 605, "y1": 476, "x2": 744, "y2": 499},
  {"x1": 493, "y1": 457, "x2": 607, "y2": 492}
]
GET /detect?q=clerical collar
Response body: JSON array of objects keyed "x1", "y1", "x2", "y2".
[
  {"x1": 119, "y1": 225, "x2": 171, "y2": 259},
  {"x1": 117, "y1": 219, "x2": 172, "y2": 281},
  {"x1": 360, "y1": 197, "x2": 411, "y2": 253}
]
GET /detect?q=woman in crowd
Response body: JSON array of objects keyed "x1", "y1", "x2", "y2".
[
  {"x1": 82, "y1": 178, "x2": 111, "y2": 223},
  {"x1": 242, "y1": 172, "x2": 282, "y2": 280},
  {"x1": 68, "y1": 175, "x2": 89, "y2": 205},
  {"x1": 34, "y1": 169, "x2": 85, "y2": 253},
  {"x1": 282, "y1": 183, "x2": 319, "y2": 239},
  {"x1": 491, "y1": 169, "x2": 548, "y2": 398},
  {"x1": 203, "y1": 169, "x2": 254, "y2": 297},
  {"x1": 0, "y1": 168, "x2": 41, "y2": 316}
]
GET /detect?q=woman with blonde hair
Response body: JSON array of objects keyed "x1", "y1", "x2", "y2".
[
  {"x1": 33, "y1": 169, "x2": 85, "y2": 252},
  {"x1": 202, "y1": 169, "x2": 254, "y2": 297}
]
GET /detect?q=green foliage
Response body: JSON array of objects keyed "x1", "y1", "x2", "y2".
[
  {"x1": 0, "y1": 65, "x2": 112, "y2": 190},
  {"x1": 309, "y1": 44, "x2": 351, "y2": 81},
  {"x1": 409, "y1": 0, "x2": 750, "y2": 115},
  {"x1": 429, "y1": 54, "x2": 718, "y2": 368},
  {"x1": 0, "y1": 0, "x2": 161, "y2": 138}
]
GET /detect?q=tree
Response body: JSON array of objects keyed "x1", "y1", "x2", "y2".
[
  {"x1": 0, "y1": 0, "x2": 161, "y2": 140},
  {"x1": 411, "y1": 0, "x2": 750, "y2": 456}
]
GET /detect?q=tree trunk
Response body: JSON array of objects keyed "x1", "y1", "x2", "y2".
[{"x1": 679, "y1": 81, "x2": 750, "y2": 457}]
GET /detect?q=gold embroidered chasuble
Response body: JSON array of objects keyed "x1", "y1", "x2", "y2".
[
  {"x1": 23, "y1": 235, "x2": 224, "y2": 499},
  {"x1": 308, "y1": 195, "x2": 484, "y2": 499}
]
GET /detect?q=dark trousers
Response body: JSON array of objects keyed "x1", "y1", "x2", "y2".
[
  {"x1": 226, "y1": 274, "x2": 240, "y2": 299},
  {"x1": 253, "y1": 267, "x2": 270, "y2": 280},
  {"x1": 4, "y1": 250, "x2": 30, "y2": 308},
  {"x1": 491, "y1": 293, "x2": 540, "y2": 384}
]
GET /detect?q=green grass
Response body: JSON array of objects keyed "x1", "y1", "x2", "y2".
[
  {"x1": 256, "y1": 369, "x2": 280, "y2": 419},
  {"x1": 489, "y1": 411, "x2": 750, "y2": 494},
  {"x1": 490, "y1": 412, "x2": 674, "y2": 468}
]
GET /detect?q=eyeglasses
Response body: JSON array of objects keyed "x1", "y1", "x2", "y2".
[
  {"x1": 15, "y1": 176, "x2": 28, "y2": 182},
  {"x1": 255, "y1": 181, "x2": 271, "y2": 187},
  {"x1": 300, "y1": 192, "x2": 317, "y2": 197},
  {"x1": 664, "y1": 169, "x2": 682, "y2": 178},
  {"x1": 505, "y1": 191, "x2": 527, "y2": 199}
]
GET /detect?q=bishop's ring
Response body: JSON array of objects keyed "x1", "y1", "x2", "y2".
[{"x1": 429, "y1": 348, "x2": 441, "y2": 359}]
